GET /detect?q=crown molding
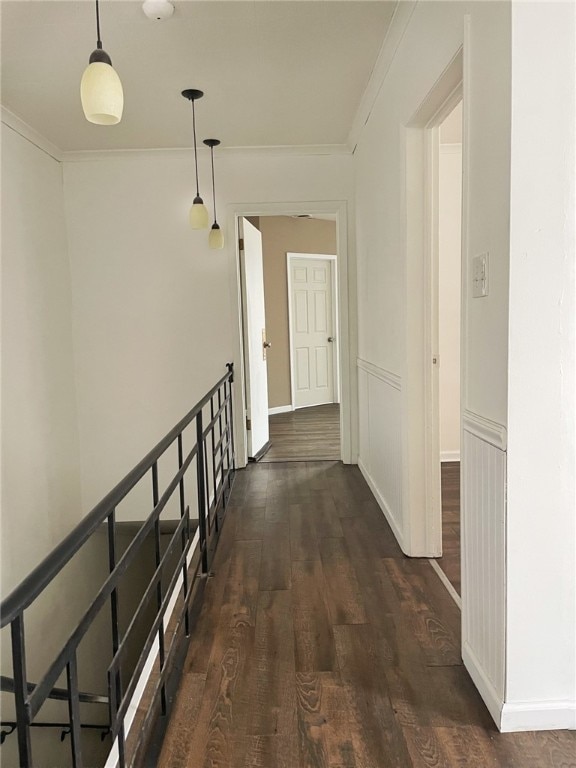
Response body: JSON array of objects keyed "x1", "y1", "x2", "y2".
[
  {"x1": 347, "y1": 0, "x2": 417, "y2": 153},
  {"x1": 60, "y1": 143, "x2": 352, "y2": 163},
  {"x1": 1, "y1": 106, "x2": 63, "y2": 162}
]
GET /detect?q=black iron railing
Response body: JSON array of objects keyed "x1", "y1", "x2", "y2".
[{"x1": 0, "y1": 364, "x2": 236, "y2": 768}]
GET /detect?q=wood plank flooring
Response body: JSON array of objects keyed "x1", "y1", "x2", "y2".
[
  {"x1": 158, "y1": 462, "x2": 576, "y2": 768},
  {"x1": 438, "y1": 462, "x2": 461, "y2": 595},
  {"x1": 262, "y1": 404, "x2": 340, "y2": 462}
]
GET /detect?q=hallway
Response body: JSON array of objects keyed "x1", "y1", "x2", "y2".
[
  {"x1": 157, "y1": 463, "x2": 575, "y2": 768},
  {"x1": 263, "y1": 405, "x2": 341, "y2": 462}
]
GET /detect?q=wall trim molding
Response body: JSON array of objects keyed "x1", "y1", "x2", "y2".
[
  {"x1": 357, "y1": 358, "x2": 402, "y2": 391},
  {"x1": 462, "y1": 641, "x2": 504, "y2": 730},
  {"x1": 268, "y1": 405, "x2": 293, "y2": 416},
  {"x1": 440, "y1": 142, "x2": 463, "y2": 155},
  {"x1": 500, "y1": 699, "x2": 576, "y2": 733},
  {"x1": 0, "y1": 107, "x2": 351, "y2": 162},
  {"x1": 428, "y1": 559, "x2": 462, "y2": 609},
  {"x1": 62, "y1": 143, "x2": 351, "y2": 163},
  {"x1": 348, "y1": 1, "x2": 417, "y2": 151},
  {"x1": 441, "y1": 450, "x2": 460, "y2": 462},
  {"x1": 463, "y1": 409, "x2": 507, "y2": 451},
  {"x1": 358, "y1": 458, "x2": 407, "y2": 554},
  {"x1": 1, "y1": 106, "x2": 63, "y2": 162}
]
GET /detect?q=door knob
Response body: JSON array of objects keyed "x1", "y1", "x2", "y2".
[
  {"x1": 327, "y1": 337, "x2": 335, "y2": 343},
  {"x1": 263, "y1": 341, "x2": 272, "y2": 348}
]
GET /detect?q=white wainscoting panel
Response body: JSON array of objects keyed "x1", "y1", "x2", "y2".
[
  {"x1": 462, "y1": 409, "x2": 507, "y2": 727},
  {"x1": 357, "y1": 359, "x2": 404, "y2": 550}
]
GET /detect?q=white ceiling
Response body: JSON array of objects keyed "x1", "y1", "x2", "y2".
[{"x1": 1, "y1": 0, "x2": 397, "y2": 152}]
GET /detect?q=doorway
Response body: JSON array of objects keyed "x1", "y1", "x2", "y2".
[
  {"x1": 434, "y1": 101, "x2": 463, "y2": 601},
  {"x1": 237, "y1": 214, "x2": 342, "y2": 463}
]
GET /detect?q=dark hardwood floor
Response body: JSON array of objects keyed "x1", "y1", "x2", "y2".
[
  {"x1": 262, "y1": 404, "x2": 340, "y2": 462},
  {"x1": 438, "y1": 461, "x2": 461, "y2": 595},
  {"x1": 158, "y1": 462, "x2": 576, "y2": 768}
]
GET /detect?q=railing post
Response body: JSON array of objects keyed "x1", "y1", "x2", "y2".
[
  {"x1": 107, "y1": 510, "x2": 120, "y2": 658},
  {"x1": 11, "y1": 615, "x2": 32, "y2": 767},
  {"x1": 152, "y1": 462, "x2": 167, "y2": 717},
  {"x1": 226, "y1": 362, "x2": 236, "y2": 478},
  {"x1": 177, "y1": 433, "x2": 190, "y2": 636},
  {"x1": 196, "y1": 410, "x2": 208, "y2": 574},
  {"x1": 210, "y1": 396, "x2": 219, "y2": 533},
  {"x1": 217, "y1": 385, "x2": 226, "y2": 514},
  {"x1": 66, "y1": 654, "x2": 83, "y2": 768}
]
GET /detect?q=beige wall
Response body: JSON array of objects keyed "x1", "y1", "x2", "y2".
[{"x1": 259, "y1": 216, "x2": 337, "y2": 409}]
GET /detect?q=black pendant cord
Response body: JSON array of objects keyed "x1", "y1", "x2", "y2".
[
  {"x1": 210, "y1": 146, "x2": 218, "y2": 225},
  {"x1": 95, "y1": 0, "x2": 102, "y2": 49},
  {"x1": 192, "y1": 101, "x2": 200, "y2": 198}
]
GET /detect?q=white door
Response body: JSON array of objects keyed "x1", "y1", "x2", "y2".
[
  {"x1": 240, "y1": 218, "x2": 270, "y2": 458},
  {"x1": 289, "y1": 257, "x2": 335, "y2": 409}
]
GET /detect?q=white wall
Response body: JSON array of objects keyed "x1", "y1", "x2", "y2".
[
  {"x1": 355, "y1": 0, "x2": 511, "y2": 552},
  {"x1": 355, "y1": 0, "x2": 576, "y2": 732},
  {"x1": 1, "y1": 125, "x2": 81, "y2": 593},
  {"x1": 1, "y1": 125, "x2": 112, "y2": 765},
  {"x1": 438, "y1": 143, "x2": 462, "y2": 460},
  {"x1": 504, "y1": 1, "x2": 575, "y2": 730},
  {"x1": 63, "y1": 151, "x2": 353, "y2": 517}
]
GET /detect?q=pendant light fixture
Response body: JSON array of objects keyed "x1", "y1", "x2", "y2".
[
  {"x1": 204, "y1": 139, "x2": 224, "y2": 250},
  {"x1": 182, "y1": 89, "x2": 209, "y2": 229},
  {"x1": 81, "y1": 0, "x2": 124, "y2": 125}
]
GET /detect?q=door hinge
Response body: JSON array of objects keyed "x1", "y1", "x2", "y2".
[
  {"x1": 246, "y1": 416, "x2": 251, "y2": 430},
  {"x1": 239, "y1": 237, "x2": 244, "y2": 251}
]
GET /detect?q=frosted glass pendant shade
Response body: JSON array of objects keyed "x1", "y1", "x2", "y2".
[
  {"x1": 209, "y1": 224, "x2": 224, "y2": 250},
  {"x1": 81, "y1": 61, "x2": 124, "y2": 125},
  {"x1": 190, "y1": 196, "x2": 209, "y2": 229}
]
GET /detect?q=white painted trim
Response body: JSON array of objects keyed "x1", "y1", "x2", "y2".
[
  {"x1": 440, "y1": 142, "x2": 463, "y2": 155},
  {"x1": 61, "y1": 143, "x2": 351, "y2": 163},
  {"x1": 348, "y1": 1, "x2": 418, "y2": 152},
  {"x1": 462, "y1": 640, "x2": 505, "y2": 731},
  {"x1": 356, "y1": 359, "x2": 401, "y2": 391},
  {"x1": 428, "y1": 558, "x2": 462, "y2": 609},
  {"x1": 441, "y1": 451, "x2": 460, "y2": 462},
  {"x1": 103, "y1": 526, "x2": 200, "y2": 768},
  {"x1": 463, "y1": 410, "x2": 507, "y2": 451},
  {"x1": 227, "y1": 200, "x2": 354, "y2": 467},
  {"x1": 287, "y1": 253, "x2": 339, "y2": 413},
  {"x1": 358, "y1": 458, "x2": 407, "y2": 555},
  {"x1": 500, "y1": 700, "x2": 576, "y2": 733},
  {"x1": 268, "y1": 405, "x2": 293, "y2": 416},
  {"x1": 287, "y1": 252, "x2": 337, "y2": 261},
  {"x1": 464, "y1": 642, "x2": 576, "y2": 732},
  {"x1": 1, "y1": 106, "x2": 63, "y2": 162}
]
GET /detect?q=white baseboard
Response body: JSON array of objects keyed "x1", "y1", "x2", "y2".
[
  {"x1": 441, "y1": 451, "x2": 460, "y2": 462},
  {"x1": 358, "y1": 457, "x2": 407, "y2": 554},
  {"x1": 268, "y1": 404, "x2": 293, "y2": 415},
  {"x1": 463, "y1": 641, "x2": 576, "y2": 732},
  {"x1": 500, "y1": 700, "x2": 576, "y2": 732},
  {"x1": 462, "y1": 641, "x2": 504, "y2": 730},
  {"x1": 428, "y1": 559, "x2": 462, "y2": 609}
]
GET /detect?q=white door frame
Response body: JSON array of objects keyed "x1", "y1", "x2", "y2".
[
  {"x1": 286, "y1": 253, "x2": 339, "y2": 410},
  {"x1": 225, "y1": 200, "x2": 354, "y2": 468},
  {"x1": 402, "y1": 48, "x2": 463, "y2": 557}
]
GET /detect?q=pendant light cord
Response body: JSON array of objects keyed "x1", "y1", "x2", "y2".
[
  {"x1": 210, "y1": 147, "x2": 217, "y2": 224},
  {"x1": 192, "y1": 100, "x2": 200, "y2": 197},
  {"x1": 95, "y1": 0, "x2": 102, "y2": 49}
]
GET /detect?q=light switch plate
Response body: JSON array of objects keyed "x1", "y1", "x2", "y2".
[{"x1": 472, "y1": 252, "x2": 489, "y2": 298}]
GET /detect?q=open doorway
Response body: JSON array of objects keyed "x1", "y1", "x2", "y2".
[
  {"x1": 434, "y1": 102, "x2": 463, "y2": 599},
  {"x1": 238, "y1": 214, "x2": 341, "y2": 463}
]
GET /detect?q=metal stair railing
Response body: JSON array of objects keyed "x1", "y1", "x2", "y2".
[{"x1": 0, "y1": 363, "x2": 236, "y2": 768}]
